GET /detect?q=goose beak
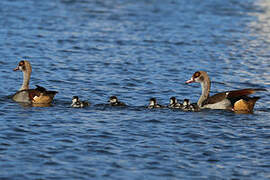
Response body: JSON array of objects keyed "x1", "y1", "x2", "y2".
[
  {"x1": 13, "y1": 66, "x2": 19, "y2": 71},
  {"x1": 185, "y1": 78, "x2": 194, "y2": 84}
]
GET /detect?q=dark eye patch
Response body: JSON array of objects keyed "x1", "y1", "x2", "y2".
[
  {"x1": 19, "y1": 60, "x2": 25, "y2": 66},
  {"x1": 193, "y1": 71, "x2": 201, "y2": 78}
]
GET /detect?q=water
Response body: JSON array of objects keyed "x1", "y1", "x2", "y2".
[{"x1": 0, "y1": 0, "x2": 270, "y2": 179}]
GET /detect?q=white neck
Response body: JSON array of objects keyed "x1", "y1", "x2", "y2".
[
  {"x1": 197, "y1": 77, "x2": 210, "y2": 107},
  {"x1": 20, "y1": 70, "x2": 31, "y2": 91}
]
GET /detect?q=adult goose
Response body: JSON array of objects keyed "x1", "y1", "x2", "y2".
[
  {"x1": 186, "y1": 71, "x2": 266, "y2": 112},
  {"x1": 12, "y1": 60, "x2": 57, "y2": 104}
]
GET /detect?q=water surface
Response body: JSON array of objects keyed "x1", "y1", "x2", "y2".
[{"x1": 0, "y1": 0, "x2": 270, "y2": 179}]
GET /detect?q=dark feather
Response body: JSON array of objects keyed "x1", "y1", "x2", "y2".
[
  {"x1": 35, "y1": 85, "x2": 47, "y2": 92},
  {"x1": 227, "y1": 88, "x2": 266, "y2": 98},
  {"x1": 28, "y1": 89, "x2": 41, "y2": 101},
  {"x1": 35, "y1": 85, "x2": 58, "y2": 95},
  {"x1": 202, "y1": 88, "x2": 265, "y2": 106}
]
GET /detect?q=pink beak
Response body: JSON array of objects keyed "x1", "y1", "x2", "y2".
[
  {"x1": 185, "y1": 78, "x2": 194, "y2": 84},
  {"x1": 13, "y1": 66, "x2": 19, "y2": 71}
]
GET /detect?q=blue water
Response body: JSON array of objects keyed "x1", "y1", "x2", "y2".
[{"x1": 0, "y1": 0, "x2": 270, "y2": 179}]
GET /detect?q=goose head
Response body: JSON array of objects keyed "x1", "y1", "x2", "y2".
[
  {"x1": 14, "y1": 60, "x2": 32, "y2": 73},
  {"x1": 185, "y1": 71, "x2": 208, "y2": 84}
]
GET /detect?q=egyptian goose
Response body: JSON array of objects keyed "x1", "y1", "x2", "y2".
[
  {"x1": 168, "y1": 97, "x2": 183, "y2": 109},
  {"x1": 108, "y1": 96, "x2": 126, "y2": 106},
  {"x1": 71, "y1": 96, "x2": 90, "y2": 108},
  {"x1": 148, "y1": 98, "x2": 164, "y2": 109},
  {"x1": 186, "y1": 71, "x2": 266, "y2": 112},
  {"x1": 12, "y1": 60, "x2": 57, "y2": 104}
]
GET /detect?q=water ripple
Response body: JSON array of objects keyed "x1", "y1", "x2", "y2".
[{"x1": 0, "y1": 0, "x2": 270, "y2": 179}]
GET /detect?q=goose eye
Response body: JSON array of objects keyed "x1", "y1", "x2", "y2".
[
  {"x1": 19, "y1": 61, "x2": 25, "y2": 66},
  {"x1": 193, "y1": 71, "x2": 201, "y2": 78}
]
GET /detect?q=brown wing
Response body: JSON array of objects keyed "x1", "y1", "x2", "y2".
[
  {"x1": 202, "y1": 88, "x2": 266, "y2": 106},
  {"x1": 35, "y1": 85, "x2": 58, "y2": 98},
  {"x1": 28, "y1": 86, "x2": 58, "y2": 103},
  {"x1": 43, "y1": 90, "x2": 58, "y2": 99},
  {"x1": 28, "y1": 89, "x2": 41, "y2": 101},
  {"x1": 35, "y1": 85, "x2": 47, "y2": 92},
  {"x1": 226, "y1": 88, "x2": 266, "y2": 98}
]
